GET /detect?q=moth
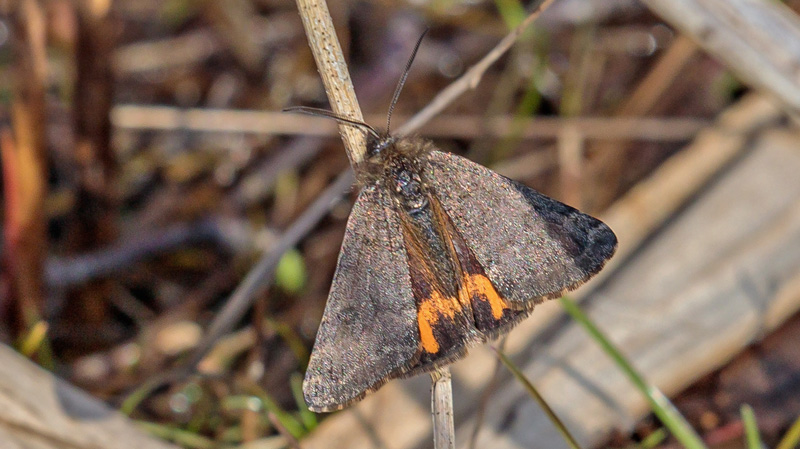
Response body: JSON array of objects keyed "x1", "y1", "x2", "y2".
[{"x1": 287, "y1": 32, "x2": 617, "y2": 413}]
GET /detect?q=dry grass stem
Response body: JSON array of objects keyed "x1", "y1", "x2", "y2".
[
  {"x1": 558, "y1": 124, "x2": 584, "y2": 208},
  {"x1": 6, "y1": 0, "x2": 49, "y2": 332}
]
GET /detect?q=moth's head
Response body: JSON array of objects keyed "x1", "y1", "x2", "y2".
[
  {"x1": 355, "y1": 131, "x2": 397, "y2": 185},
  {"x1": 365, "y1": 133, "x2": 397, "y2": 160}
]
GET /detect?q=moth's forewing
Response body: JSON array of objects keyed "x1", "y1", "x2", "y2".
[
  {"x1": 303, "y1": 186, "x2": 419, "y2": 412},
  {"x1": 424, "y1": 150, "x2": 617, "y2": 305}
]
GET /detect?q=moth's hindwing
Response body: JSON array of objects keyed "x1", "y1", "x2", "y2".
[
  {"x1": 444, "y1": 210, "x2": 530, "y2": 338},
  {"x1": 424, "y1": 150, "x2": 618, "y2": 306},
  {"x1": 303, "y1": 186, "x2": 419, "y2": 412}
]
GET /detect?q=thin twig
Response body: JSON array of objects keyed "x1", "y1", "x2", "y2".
[
  {"x1": 431, "y1": 368, "x2": 456, "y2": 449},
  {"x1": 188, "y1": 170, "x2": 355, "y2": 371},
  {"x1": 112, "y1": 104, "x2": 708, "y2": 142},
  {"x1": 468, "y1": 337, "x2": 508, "y2": 449},
  {"x1": 396, "y1": 0, "x2": 556, "y2": 136},
  {"x1": 45, "y1": 218, "x2": 252, "y2": 288}
]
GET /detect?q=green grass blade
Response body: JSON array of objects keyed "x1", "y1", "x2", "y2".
[
  {"x1": 121, "y1": 378, "x2": 160, "y2": 415},
  {"x1": 290, "y1": 372, "x2": 317, "y2": 430},
  {"x1": 137, "y1": 421, "x2": 215, "y2": 449},
  {"x1": 18, "y1": 320, "x2": 54, "y2": 369},
  {"x1": 741, "y1": 404, "x2": 762, "y2": 449},
  {"x1": 265, "y1": 317, "x2": 309, "y2": 367},
  {"x1": 776, "y1": 414, "x2": 800, "y2": 449},
  {"x1": 492, "y1": 347, "x2": 583, "y2": 449},
  {"x1": 638, "y1": 428, "x2": 668, "y2": 449},
  {"x1": 249, "y1": 386, "x2": 306, "y2": 439},
  {"x1": 560, "y1": 296, "x2": 707, "y2": 449},
  {"x1": 622, "y1": 428, "x2": 668, "y2": 449},
  {"x1": 494, "y1": 0, "x2": 527, "y2": 28}
]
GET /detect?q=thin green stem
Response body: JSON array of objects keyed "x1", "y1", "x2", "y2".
[
  {"x1": 492, "y1": 347, "x2": 583, "y2": 449},
  {"x1": 136, "y1": 421, "x2": 215, "y2": 449},
  {"x1": 290, "y1": 372, "x2": 317, "y2": 431},
  {"x1": 638, "y1": 428, "x2": 668, "y2": 449},
  {"x1": 741, "y1": 404, "x2": 762, "y2": 449},
  {"x1": 560, "y1": 296, "x2": 707, "y2": 449},
  {"x1": 776, "y1": 414, "x2": 800, "y2": 449}
]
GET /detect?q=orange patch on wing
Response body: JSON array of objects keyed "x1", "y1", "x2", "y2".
[
  {"x1": 461, "y1": 274, "x2": 508, "y2": 319},
  {"x1": 418, "y1": 290, "x2": 462, "y2": 354}
]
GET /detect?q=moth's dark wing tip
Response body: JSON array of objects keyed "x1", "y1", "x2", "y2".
[
  {"x1": 515, "y1": 180, "x2": 617, "y2": 278},
  {"x1": 517, "y1": 216, "x2": 616, "y2": 307},
  {"x1": 573, "y1": 213, "x2": 618, "y2": 276},
  {"x1": 507, "y1": 180, "x2": 618, "y2": 302}
]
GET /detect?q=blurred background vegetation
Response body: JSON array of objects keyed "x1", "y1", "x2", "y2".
[{"x1": 2, "y1": 0, "x2": 800, "y2": 448}]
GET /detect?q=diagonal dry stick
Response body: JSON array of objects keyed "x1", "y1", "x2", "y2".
[{"x1": 397, "y1": 0, "x2": 555, "y2": 136}]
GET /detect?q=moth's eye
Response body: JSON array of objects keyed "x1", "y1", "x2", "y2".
[
  {"x1": 365, "y1": 136, "x2": 383, "y2": 158},
  {"x1": 395, "y1": 171, "x2": 410, "y2": 192}
]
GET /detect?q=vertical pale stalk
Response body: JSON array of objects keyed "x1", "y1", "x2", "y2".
[
  {"x1": 432, "y1": 368, "x2": 456, "y2": 449},
  {"x1": 293, "y1": 0, "x2": 366, "y2": 166}
]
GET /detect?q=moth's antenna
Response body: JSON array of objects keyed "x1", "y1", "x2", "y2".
[
  {"x1": 386, "y1": 28, "x2": 429, "y2": 135},
  {"x1": 283, "y1": 106, "x2": 381, "y2": 139}
]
